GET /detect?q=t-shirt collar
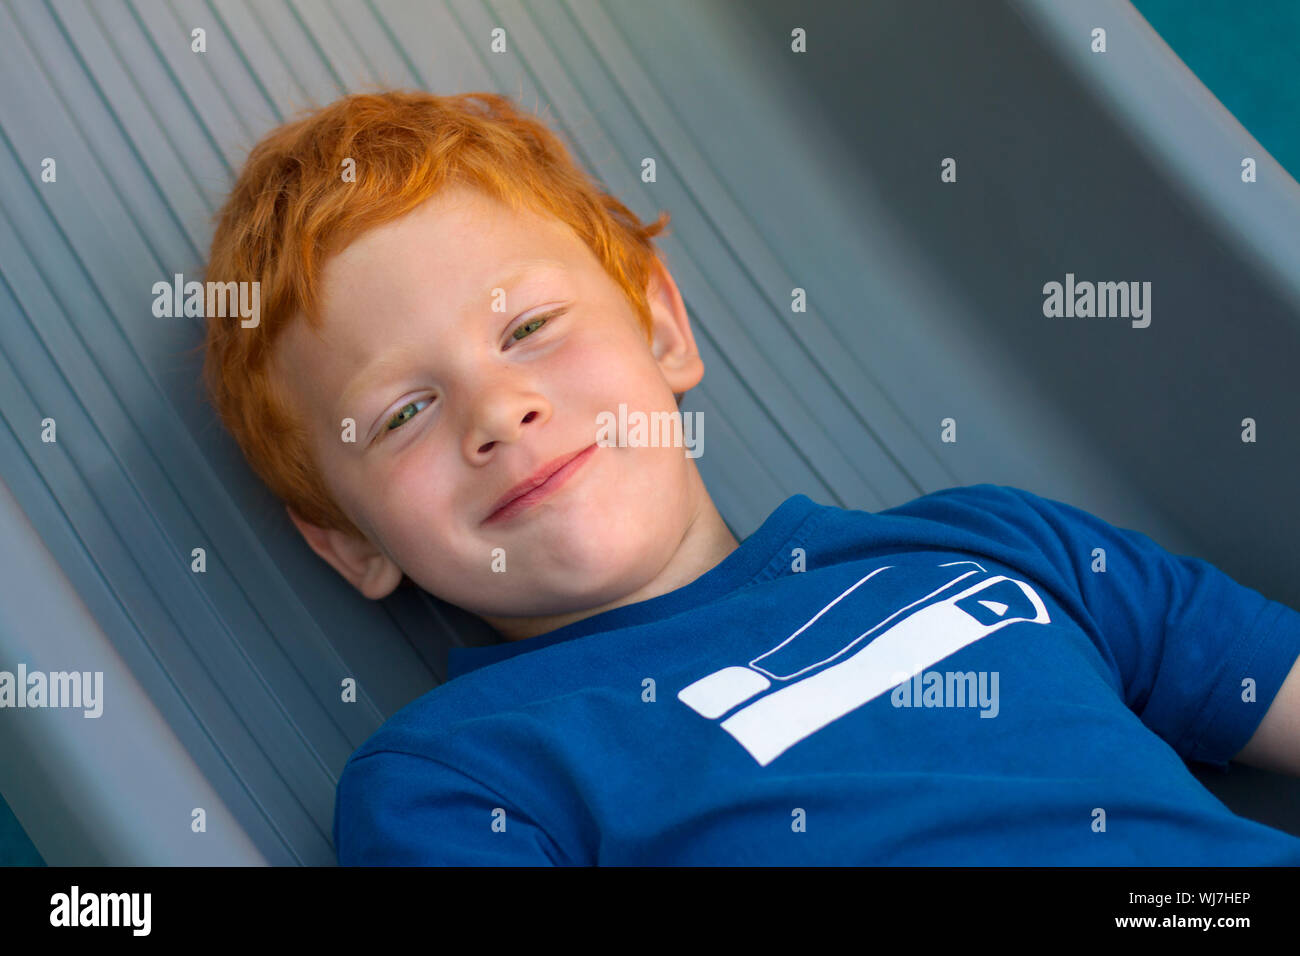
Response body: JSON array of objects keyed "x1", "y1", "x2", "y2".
[{"x1": 445, "y1": 494, "x2": 821, "y2": 680}]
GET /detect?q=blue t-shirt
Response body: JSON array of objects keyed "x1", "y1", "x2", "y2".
[{"x1": 333, "y1": 483, "x2": 1300, "y2": 865}]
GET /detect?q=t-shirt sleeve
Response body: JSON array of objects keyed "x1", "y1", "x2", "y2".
[
  {"x1": 333, "y1": 748, "x2": 573, "y2": 865},
  {"x1": 941, "y1": 484, "x2": 1300, "y2": 770}
]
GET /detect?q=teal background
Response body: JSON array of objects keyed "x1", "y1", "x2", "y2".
[
  {"x1": 0, "y1": 788, "x2": 43, "y2": 865},
  {"x1": 1132, "y1": 0, "x2": 1300, "y2": 182}
]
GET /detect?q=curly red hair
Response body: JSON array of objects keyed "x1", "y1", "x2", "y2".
[{"x1": 200, "y1": 90, "x2": 670, "y2": 539}]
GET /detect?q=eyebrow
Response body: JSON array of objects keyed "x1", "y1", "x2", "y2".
[{"x1": 334, "y1": 259, "x2": 568, "y2": 437}]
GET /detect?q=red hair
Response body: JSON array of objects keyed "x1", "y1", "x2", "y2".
[{"x1": 201, "y1": 90, "x2": 670, "y2": 538}]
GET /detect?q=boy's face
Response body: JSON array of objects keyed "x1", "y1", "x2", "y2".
[{"x1": 272, "y1": 184, "x2": 717, "y2": 636}]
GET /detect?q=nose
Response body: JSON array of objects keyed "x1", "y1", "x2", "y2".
[{"x1": 463, "y1": 377, "x2": 548, "y2": 459}]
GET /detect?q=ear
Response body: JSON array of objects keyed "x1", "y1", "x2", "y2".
[
  {"x1": 644, "y1": 256, "x2": 704, "y2": 397},
  {"x1": 286, "y1": 506, "x2": 404, "y2": 600}
]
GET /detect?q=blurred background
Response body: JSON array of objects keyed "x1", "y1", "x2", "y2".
[{"x1": 2, "y1": 0, "x2": 1299, "y2": 864}]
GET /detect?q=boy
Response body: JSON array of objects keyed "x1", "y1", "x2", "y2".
[{"x1": 203, "y1": 90, "x2": 1300, "y2": 865}]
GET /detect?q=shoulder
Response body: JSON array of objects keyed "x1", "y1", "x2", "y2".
[
  {"x1": 877, "y1": 482, "x2": 1092, "y2": 539},
  {"x1": 808, "y1": 482, "x2": 1045, "y2": 539},
  {"x1": 346, "y1": 674, "x2": 493, "y2": 766}
]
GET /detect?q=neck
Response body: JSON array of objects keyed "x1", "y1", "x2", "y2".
[{"x1": 481, "y1": 472, "x2": 738, "y2": 643}]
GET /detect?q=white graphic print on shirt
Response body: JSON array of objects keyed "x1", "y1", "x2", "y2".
[{"x1": 677, "y1": 561, "x2": 1051, "y2": 765}]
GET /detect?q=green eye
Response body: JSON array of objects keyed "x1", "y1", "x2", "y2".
[
  {"x1": 378, "y1": 310, "x2": 560, "y2": 441},
  {"x1": 384, "y1": 397, "x2": 431, "y2": 433},
  {"x1": 511, "y1": 314, "x2": 550, "y2": 342}
]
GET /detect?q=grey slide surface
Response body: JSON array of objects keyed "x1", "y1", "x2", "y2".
[{"x1": 0, "y1": 0, "x2": 1297, "y2": 864}]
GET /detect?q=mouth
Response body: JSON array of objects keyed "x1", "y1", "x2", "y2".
[{"x1": 483, "y1": 443, "x2": 598, "y2": 525}]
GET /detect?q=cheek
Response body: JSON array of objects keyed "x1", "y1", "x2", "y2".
[
  {"x1": 558, "y1": 330, "x2": 661, "y2": 401},
  {"x1": 367, "y1": 450, "x2": 455, "y2": 539},
  {"x1": 553, "y1": 335, "x2": 611, "y2": 385}
]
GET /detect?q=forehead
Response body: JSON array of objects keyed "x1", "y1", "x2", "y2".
[
  {"x1": 311, "y1": 185, "x2": 592, "y2": 347},
  {"x1": 327, "y1": 184, "x2": 581, "y2": 294},
  {"x1": 269, "y1": 184, "x2": 599, "y2": 407}
]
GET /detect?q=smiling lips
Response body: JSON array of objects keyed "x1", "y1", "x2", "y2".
[{"x1": 483, "y1": 443, "x2": 597, "y2": 525}]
